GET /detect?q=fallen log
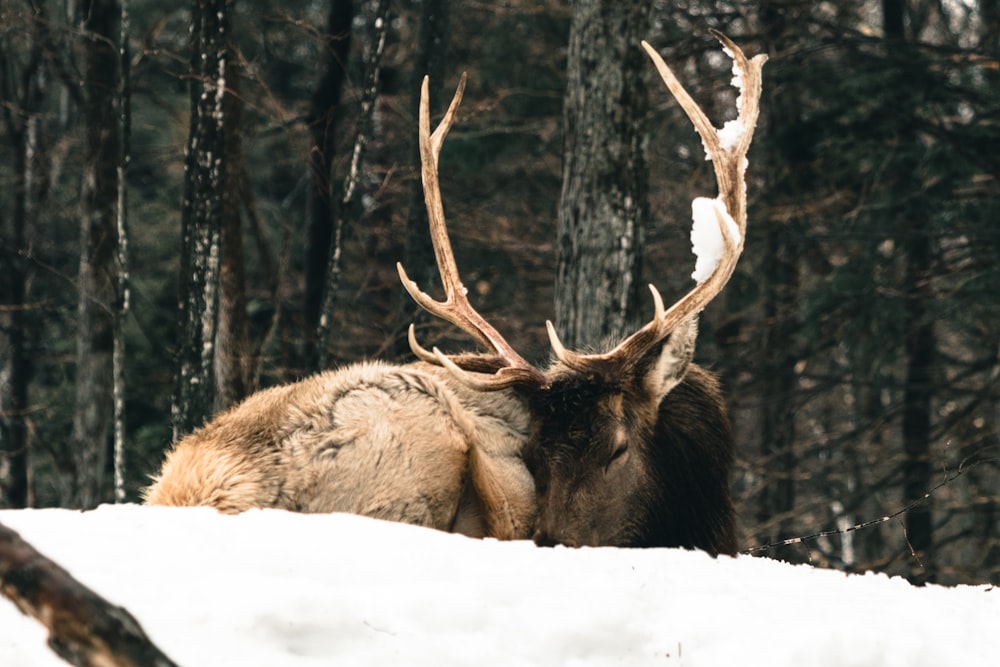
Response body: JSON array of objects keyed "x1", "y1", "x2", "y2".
[{"x1": 0, "y1": 519, "x2": 179, "y2": 667}]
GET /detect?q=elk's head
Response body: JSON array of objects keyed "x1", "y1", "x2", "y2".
[
  {"x1": 398, "y1": 32, "x2": 765, "y2": 555},
  {"x1": 524, "y1": 318, "x2": 712, "y2": 550}
]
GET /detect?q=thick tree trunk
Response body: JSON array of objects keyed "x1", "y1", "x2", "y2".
[
  {"x1": 555, "y1": 0, "x2": 651, "y2": 349},
  {"x1": 71, "y1": 0, "x2": 121, "y2": 509},
  {"x1": 173, "y1": 0, "x2": 231, "y2": 440}
]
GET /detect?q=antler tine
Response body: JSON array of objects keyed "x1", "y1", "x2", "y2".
[
  {"x1": 643, "y1": 32, "x2": 766, "y2": 235},
  {"x1": 397, "y1": 74, "x2": 547, "y2": 391},
  {"x1": 550, "y1": 35, "x2": 765, "y2": 374}
]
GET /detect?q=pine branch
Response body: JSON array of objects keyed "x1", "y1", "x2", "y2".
[{"x1": 0, "y1": 520, "x2": 179, "y2": 667}]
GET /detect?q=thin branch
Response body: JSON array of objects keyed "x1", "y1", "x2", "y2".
[{"x1": 744, "y1": 456, "x2": 994, "y2": 555}]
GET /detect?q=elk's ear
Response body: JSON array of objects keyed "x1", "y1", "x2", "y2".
[{"x1": 639, "y1": 316, "x2": 698, "y2": 402}]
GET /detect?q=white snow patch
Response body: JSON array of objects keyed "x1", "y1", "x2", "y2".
[
  {"x1": 717, "y1": 119, "x2": 743, "y2": 153},
  {"x1": 702, "y1": 45, "x2": 749, "y2": 159},
  {"x1": 690, "y1": 197, "x2": 740, "y2": 283},
  {"x1": 1, "y1": 506, "x2": 997, "y2": 667}
]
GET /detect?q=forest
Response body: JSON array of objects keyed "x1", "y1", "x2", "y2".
[{"x1": 1, "y1": 0, "x2": 998, "y2": 587}]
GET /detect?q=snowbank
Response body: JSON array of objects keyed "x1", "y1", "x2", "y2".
[{"x1": 1, "y1": 505, "x2": 996, "y2": 666}]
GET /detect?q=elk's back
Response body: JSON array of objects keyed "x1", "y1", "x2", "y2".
[{"x1": 144, "y1": 361, "x2": 535, "y2": 537}]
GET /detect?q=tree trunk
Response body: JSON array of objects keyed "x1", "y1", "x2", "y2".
[
  {"x1": 393, "y1": 0, "x2": 451, "y2": 357},
  {"x1": 0, "y1": 5, "x2": 57, "y2": 509},
  {"x1": 883, "y1": 0, "x2": 936, "y2": 583},
  {"x1": 0, "y1": 203, "x2": 31, "y2": 507},
  {"x1": 71, "y1": 0, "x2": 121, "y2": 509},
  {"x1": 757, "y1": 227, "x2": 799, "y2": 559},
  {"x1": 901, "y1": 247, "x2": 935, "y2": 581},
  {"x1": 173, "y1": 0, "x2": 231, "y2": 441},
  {"x1": 900, "y1": 220, "x2": 936, "y2": 581},
  {"x1": 214, "y1": 66, "x2": 252, "y2": 411},
  {"x1": 304, "y1": 0, "x2": 354, "y2": 340},
  {"x1": 755, "y1": 0, "x2": 801, "y2": 562},
  {"x1": 112, "y1": 0, "x2": 131, "y2": 503},
  {"x1": 0, "y1": 94, "x2": 41, "y2": 509},
  {"x1": 555, "y1": 0, "x2": 651, "y2": 349},
  {"x1": 315, "y1": 0, "x2": 390, "y2": 369}
]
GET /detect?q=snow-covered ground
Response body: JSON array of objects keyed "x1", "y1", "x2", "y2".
[{"x1": 0, "y1": 505, "x2": 996, "y2": 667}]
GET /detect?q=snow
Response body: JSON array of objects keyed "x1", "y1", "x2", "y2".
[
  {"x1": 716, "y1": 46, "x2": 746, "y2": 154},
  {"x1": 690, "y1": 197, "x2": 740, "y2": 283},
  {"x1": 700, "y1": 46, "x2": 747, "y2": 159},
  {"x1": 716, "y1": 119, "x2": 743, "y2": 153},
  {"x1": 1, "y1": 505, "x2": 997, "y2": 667}
]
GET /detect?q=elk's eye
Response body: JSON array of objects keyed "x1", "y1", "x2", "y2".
[{"x1": 608, "y1": 442, "x2": 628, "y2": 466}]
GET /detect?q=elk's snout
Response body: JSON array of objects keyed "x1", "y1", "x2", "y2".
[
  {"x1": 532, "y1": 491, "x2": 586, "y2": 547},
  {"x1": 533, "y1": 529, "x2": 575, "y2": 548},
  {"x1": 533, "y1": 530, "x2": 557, "y2": 547},
  {"x1": 532, "y1": 520, "x2": 583, "y2": 548}
]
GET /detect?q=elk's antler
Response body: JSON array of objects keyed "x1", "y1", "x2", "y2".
[
  {"x1": 548, "y1": 32, "x2": 766, "y2": 374},
  {"x1": 398, "y1": 74, "x2": 548, "y2": 391}
]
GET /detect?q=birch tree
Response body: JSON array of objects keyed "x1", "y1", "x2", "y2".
[
  {"x1": 112, "y1": 0, "x2": 131, "y2": 503},
  {"x1": 173, "y1": 0, "x2": 232, "y2": 440}
]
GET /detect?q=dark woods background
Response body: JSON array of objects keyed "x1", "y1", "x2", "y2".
[{"x1": 1, "y1": 0, "x2": 998, "y2": 586}]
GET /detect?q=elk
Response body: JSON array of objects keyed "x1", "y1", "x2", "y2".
[{"x1": 145, "y1": 33, "x2": 765, "y2": 556}]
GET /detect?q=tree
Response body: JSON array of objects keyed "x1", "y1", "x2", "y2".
[
  {"x1": 718, "y1": 0, "x2": 1000, "y2": 582},
  {"x1": 173, "y1": 0, "x2": 232, "y2": 440},
  {"x1": 213, "y1": 65, "x2": 252, "y2": 412},
  {"x1": 112, "y1": 0, "x2": 132, "y2": 504},
  {"x1": 393, "y1": 0, "x2": 452, "y2": 355},
  {"x1": 0, "y1": 3, "x2": 54, "y2": 508},
  {"x1": 555, "y1": 0, "x2": 652, "y2": 348},
  {"x1": 752, "y1": 0, "x2": 806, "y2": 563},
  {"x1": 315, "y1": 0, "x2": 390, "y2": 369},
  {"x1": 0, "y1": 0, "x2": 996, "y2": 583},
  {"x1": 71, "y1": 0, "x2": 122, "y2": 509},
  {"x1": 881, "y1": 0, "x2": 936, "y2": 583},
  {"x1": 304, "y1": 0, "x2": 354, "y2": 342}
]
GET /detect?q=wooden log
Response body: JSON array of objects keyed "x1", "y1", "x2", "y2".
[{"x1": 0, "y1": 519, "x2": 179, "y2": 667}]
